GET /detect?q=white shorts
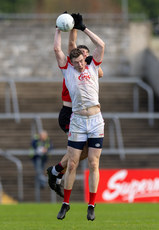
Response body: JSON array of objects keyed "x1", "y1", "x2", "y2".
[{"x1": 68, "y1": 112, "x2": 105, "y2": 142}]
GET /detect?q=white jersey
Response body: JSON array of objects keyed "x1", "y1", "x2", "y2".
[{"x1": 59, "y1": 57, "x2": 101, "y2": 112}]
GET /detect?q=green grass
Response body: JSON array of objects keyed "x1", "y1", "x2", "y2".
[{"x1": 0, "y1": 203, "x2": 159, "y2": 230}]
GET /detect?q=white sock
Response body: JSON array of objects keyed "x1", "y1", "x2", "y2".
[
  {"x1": 88, "y1": 204, "x2": 95, "y2": 207},
  {"x1": 51, "y1": 166, "x2": 59, "y2": 176},
  {"x1": 56, "y1": 178, "x2": 62, "y2": 184}
]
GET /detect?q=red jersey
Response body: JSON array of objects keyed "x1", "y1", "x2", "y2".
[{"x1": 62, "y1": 78, "x2": 71, "y2": 102}]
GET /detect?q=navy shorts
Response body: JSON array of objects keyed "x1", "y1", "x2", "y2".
[
  {"x1": 68, "y1": 137, "x2": 104, "y2": 150},
  {"x1": 58, "y1": 106, "x2": 72, "y2": 133}
]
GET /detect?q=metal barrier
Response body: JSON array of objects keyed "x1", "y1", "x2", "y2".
[
  {"x1": 0, "y1": 149, "x2": 23, "y2": 202},
  {"x1": 31, "y1": 117, "x2": 44, "y2": 138},
  {"x1": 0, "y1": 76, "x2": 155, "y2": 124},
  {"x1": 112, "y1": 116, "x2": 125, "y2": 160},
  {"x1": 104, "y1": 77, "x2": 154, "y2": 118},
  {"x1": 0, "y1": 76, "x2": 156, "y2": 201},
  {"x1": 5, "y1": 80, "x2": 20, "y2": 123},
  {"x1": 2, "y1": 111, "x2": 158, "y2": 202},
  {"x1": 135, "y1": 80, "x2": 154, "y2": 125},
  {"x1": 1, "y1": 111, "x2": 159, "y2": 160}
]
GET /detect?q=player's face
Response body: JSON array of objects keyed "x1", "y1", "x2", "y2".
[
  {"x1": 79, "y1": 48, "x2": 89, "y2": 59},
  {"x1": 71, "y1": 54, "x2": 86, "y2": 72}
]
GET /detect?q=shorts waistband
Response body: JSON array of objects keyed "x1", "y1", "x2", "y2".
[{"x1": 72, "y1": 112, "x2": 102, "y2": 119}]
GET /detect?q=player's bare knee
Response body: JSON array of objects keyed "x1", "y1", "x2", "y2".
[
  {"x1": 88, "y1": 161, "x2": 98, "y2": 172},
  {"x1": 68, "y1": 160, "x2": 78, "y2": 173}
]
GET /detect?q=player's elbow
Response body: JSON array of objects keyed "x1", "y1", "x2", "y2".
[
  {"x1": 100, "y1": 41, "x2": 105, "y2": 51},
  {"x1": 99, "y1": 71, "x2": 103, "y2": 78},
  {"x1": 53, "y1": 45, "x2": 60, "y2": 53}
]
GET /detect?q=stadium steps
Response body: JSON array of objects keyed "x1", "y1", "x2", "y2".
[
  {"x1": 0, "y1": 119, "x2": 32, "y2": 149},
  {"x1": 121, "y1": 119, "x2": 159, "y2": 148},
  {"x1": 0, "y1": 81, "x2": 159, "y2": 201},
  {"x1": 0, "y1": 81, "x2": 148, "y2": 114},
  {"x1": 16, "y1": 82, "x2": 63, "y2": 113},
  {"x1": 0, "y1": 83, "x2": 6, "y2": 113},
  {"x1": 0, "y1": 81, "x2": 149, "y2": 150},
  {"x1": 1, "y1": 152, "x2": 159, "y2": 202},
  {"x1": 0, "y1": 154, "x2": 85, "y2": 202},
  {"x1": 100, "y1": 82, "x2": 148, "y2": 112}
]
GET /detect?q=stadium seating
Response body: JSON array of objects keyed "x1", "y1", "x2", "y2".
[
  {"x1": 0, "y1": 80, "x2": 159, "y2": 202},
  {"x1": 0, "y1": 17, "x2": 159, "y2": 202}
]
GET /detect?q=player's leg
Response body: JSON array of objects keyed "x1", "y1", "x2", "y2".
[
  {"x1": 57, "y1": 114, "x2": 87, "y2": 220},
  {"x1": 48, "y1": 141, "x2": 87, "y2": 194},
  {"x1": 64, "y1": 146, "x2": 82, "y2": 189},
  {"x1": 55, "y1": 105, "x2": 71, "y2": 175},
  {"x1": 57, "y1": 143, "x2": 85, "y2": 220},
  {"x1": 51, "y1": 143, "x2": 87, "y2": 179},
  {"x1": 88, "y1": 146, "x2": 102, "y2": 193},
  {"x1": 48, "y1": 143, "x2": 88, "y2": 198},
  {"x1": 87, "y1": 143, "x2": 102, "y2": 221},
  {"x1": 47, "y1": 106, "x2": 71, "y2": 196},
  {"x1": 86, "y1": 112, "x2": 104, "y2": 221}
]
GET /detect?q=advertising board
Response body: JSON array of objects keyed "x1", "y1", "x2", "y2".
[{"x1": 84, "y1": 169, "x2": 159, "y2": 203}]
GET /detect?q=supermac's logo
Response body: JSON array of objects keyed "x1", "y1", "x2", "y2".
[
  {"x1": 78, "y1": 73, "x2": 90, "y2": 81},
  {"x1": 102, "y1": 169, "x2": 159, "y2": 203}
]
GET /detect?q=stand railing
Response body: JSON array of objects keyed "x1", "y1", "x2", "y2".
[{"x1": 0, "y1": 149, "x2": 23, "y2": 202}]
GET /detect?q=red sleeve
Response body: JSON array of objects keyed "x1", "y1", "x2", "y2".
[
  {"x1": 92, "y1": 58, "x2": 102, "y2": 66},
  {"x1": 61, "y1": 79, "x2": 72, "y2": 102},
  {"x1": 59, "y1": 56, "x2": 72, "y2": 69}
]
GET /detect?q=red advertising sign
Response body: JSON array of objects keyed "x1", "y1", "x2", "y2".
[{"x1": 84, "y1": 169, "x2": 159, "y2": 203}]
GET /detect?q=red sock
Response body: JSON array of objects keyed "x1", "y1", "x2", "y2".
[
  {"x1": 88, "y1": 192, "x2": 96, "y2": 206},
  {"x1": 63, "y1": 189, "x2": 72, "y2": 204}
]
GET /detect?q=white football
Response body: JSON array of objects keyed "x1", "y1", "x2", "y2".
[{"x1": 56, "y1": 13, "x2": 74, "y2": 32}]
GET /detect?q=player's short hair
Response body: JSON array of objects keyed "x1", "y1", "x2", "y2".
[
  {"x1": 77, "y1": 45, "x2": 90, "y2": 53},
  {"x1": 69, "y1": 48, "x2": 83, "y2": 61}
]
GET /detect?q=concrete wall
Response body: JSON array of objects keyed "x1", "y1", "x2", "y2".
[
  {"x1": 0, "y1": 20, "x2": 152, "y2": 80},
  {"x1": 144, "y1": 49, "x2": 159, "y2": 97},
  {"x1": 128, "y1": 22, "x2": 151, "y2": 77}
]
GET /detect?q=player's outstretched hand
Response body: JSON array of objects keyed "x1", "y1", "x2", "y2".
[{"x1": 71, "y1": 13, "x2": 86, "y2": 31}]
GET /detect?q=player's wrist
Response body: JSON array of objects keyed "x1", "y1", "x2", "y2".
[
  {"x1": 81, "y1": 25, "x2": 86, "y2": 31},
  {"x1": 56, "y1": 27, "x2": 60, "y2": 31}
]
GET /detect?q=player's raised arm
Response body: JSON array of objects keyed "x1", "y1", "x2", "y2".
[
  {"x1": 68, "y1": 29, "x2": 77, "y2": 55},
  {"x1": 73, "y1": 13, "x2": 105, "y2": 63},
  {"x1": 53, "y1": 28, "x2": 67, "y2": 67},
  {"x1": 84, "y1": 28, "x2": 105, "y2": 63}
]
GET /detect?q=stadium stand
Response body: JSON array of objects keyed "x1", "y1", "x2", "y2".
[
  {"x1": 0, "y1": 16, "x2": 159, "y2": 202},
  {"x1": 0, "y1": 79, "x2": 159, "y2": 202}
]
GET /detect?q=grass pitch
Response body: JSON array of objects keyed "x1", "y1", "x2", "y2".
[{"x1": 0, "y1": 203, "x2": 159, "y2": 230}]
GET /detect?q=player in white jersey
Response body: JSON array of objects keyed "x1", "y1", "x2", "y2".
[
  {"x1": 47, "y1": 29, "x2": 103, "y2": 199},
  {"x1": 53, "y1": 13, "x2": 105, "y2": 221}
]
